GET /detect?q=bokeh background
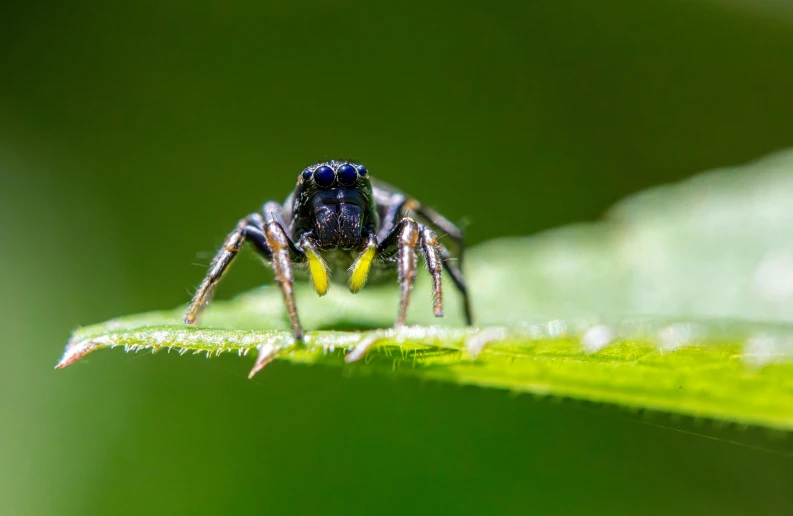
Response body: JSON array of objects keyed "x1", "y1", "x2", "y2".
[{"x1": 3, "y1": 1, "x2": 793, "y2": 514}]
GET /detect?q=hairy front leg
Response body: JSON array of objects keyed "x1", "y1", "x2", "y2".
[
  {"x1": 184, "y1": 213, "x2": 269, "y2": 325},
  {"x1": 262, "y1": 219, "x2": 304, "y2": 341}
]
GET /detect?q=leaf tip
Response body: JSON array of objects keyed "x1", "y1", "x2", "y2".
[
  {"x1": 55, "y1": 338, "x2": 102, "y2": 369},
  {"x1": 248, "y1": 343, "x2": 278, "y2": 379}
]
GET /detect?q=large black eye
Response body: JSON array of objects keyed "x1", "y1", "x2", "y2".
[
  {"x1": 356, "y1": 165, "x2": 368, "y2": 177},
  {"x1": 338, "y1": 164, "x2": 357, "y2": 185},
  {"x1": 314, "y1": 166, "x2": 334, "y2": 187}
]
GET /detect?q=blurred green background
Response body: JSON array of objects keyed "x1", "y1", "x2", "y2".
[{"x1": 3, "y1": 1, "x2": 793, "y2": 514}]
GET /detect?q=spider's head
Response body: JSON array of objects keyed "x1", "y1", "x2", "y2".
[{"x1": 295, "y1": 161, "x2": 376, "y2": 250}]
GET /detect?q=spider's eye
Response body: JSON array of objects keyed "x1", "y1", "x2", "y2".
[
  {"x1": 356, "y1": 165, "x2": 368, "y2": 177},
  {"x1": 338, "y1": 164, "x2": 357, "y2": 185},
  {"x1": 301, "y1": 169, "x2": 312, "y2": 181},
  {"x1": 314, "y1": 166, "x2": 335, "y2": 187}
]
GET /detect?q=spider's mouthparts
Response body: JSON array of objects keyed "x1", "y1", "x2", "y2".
[{"x1": 314, "y1": 202, "x2": 363, "y2": 249}]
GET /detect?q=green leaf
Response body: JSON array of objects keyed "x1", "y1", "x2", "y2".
[{"x1": 58, "y1": 149, "x2": 793, "y2": 430}]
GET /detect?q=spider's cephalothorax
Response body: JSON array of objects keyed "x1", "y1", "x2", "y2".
[
  {"x1": 184, "y1": 160, "x2": 472, "y2": 368},
  {"x1": 288, "y1": 161, "x2": 379, "y2": 250}
]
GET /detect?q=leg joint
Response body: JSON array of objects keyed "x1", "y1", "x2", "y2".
[{"x1": 399, "y1": 217, "x2": 419, "y2": 246}]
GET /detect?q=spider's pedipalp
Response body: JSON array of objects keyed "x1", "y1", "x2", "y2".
[
  {"x1": 348, "y1": 233, "x2": 378, "y2": 293},
  {"x1": 298, "y1": 233, "x2": 330, "y2": 296}
]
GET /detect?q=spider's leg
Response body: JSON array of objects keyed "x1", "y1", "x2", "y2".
[
  {"x1": 245, "y1": 204, "x2": 308, "y2": 378},
  {"x1": 261, "y1": 210, "x2": 305, "y2": 341},
  {"x1": 378, "y1": 217, "x2": 420, "y2": 327},
  {"x1": 437, "y1": 241, "x2": 473, "y2": 326},
  {"x1": 378, "y1": 194, "x2": 470, "y2": 324},
  {"x1": 419, "y1": 225, "x2": 444, "y2": 317},
  {"x1": 411, "y1": 202, "x2": 463, "y2": 244},
  {"x1": 184, "y1": 213, "x2": 271, "y2": 325},
  {"x1": 376, "y1": 193, "x2": 457, "y2": 245},
  {"x1": 378, "y1": 191, "x2": 467, "y2": 268},
  {"x1": 262, "y1": 201, "x2": 291, "y2": 233},
  {"x1": 376, "y1": 193, "x2": 408, "y2": 242},
  {"x1": 410, "y1": 200, "x2": 466, "y2": 268}
]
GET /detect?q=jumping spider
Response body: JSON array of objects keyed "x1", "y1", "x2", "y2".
[{"x1": 184, "y1": 160, "x2": 472, "y2": 342}]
